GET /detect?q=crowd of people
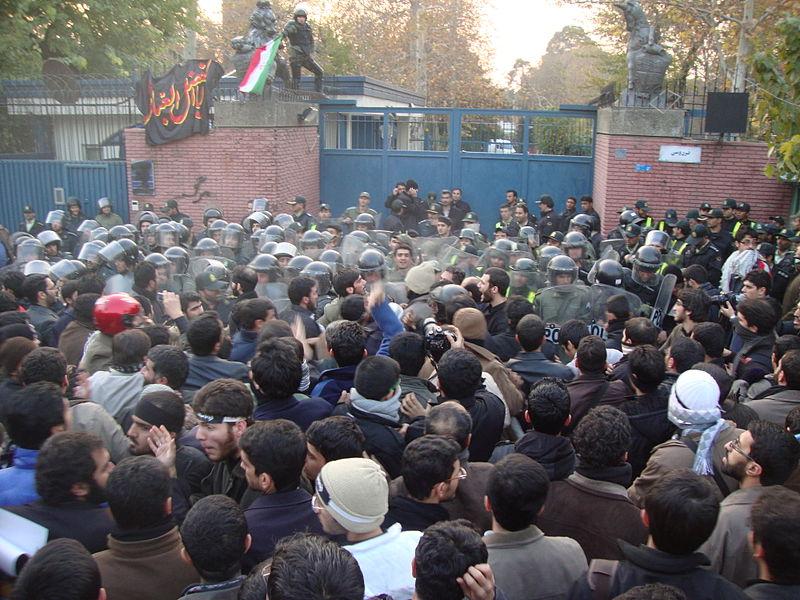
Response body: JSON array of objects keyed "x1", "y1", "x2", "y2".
[{"x1": 0, "y1": 185, "x2": 799, "y2": 600}]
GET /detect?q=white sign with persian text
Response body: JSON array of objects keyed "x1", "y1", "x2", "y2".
[{"x1": 659, "y1": 145, "x2": 702, "y2": 164}]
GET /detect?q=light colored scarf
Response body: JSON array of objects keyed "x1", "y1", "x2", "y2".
[
  {"x1": 350, "y1": 385, "x2": 401, "y2": 423},
  {"x1": 668, "y1": 392, "x2": 728, "y2": 476}
]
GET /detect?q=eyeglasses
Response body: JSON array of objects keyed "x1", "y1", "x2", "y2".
[
  {"x1": 728, "y1": 438, "x2": 757, "y2": 463},
  {"x1": 447, "y1": 467, "x2": 468, "y2": 482}
]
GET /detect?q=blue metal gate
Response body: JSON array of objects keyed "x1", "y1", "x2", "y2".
[
  {"x1": 0, "y1": 160, "x2": 129, "y2": 228},
  {"x1": 319, "y1": 106, "x2": 596, "y2": 229}
]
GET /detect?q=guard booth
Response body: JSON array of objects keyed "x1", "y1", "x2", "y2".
[{"x1": 319, "y1": 105, "x2": 596, "y2": 228}]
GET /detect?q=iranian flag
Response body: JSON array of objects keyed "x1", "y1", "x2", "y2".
[{"x1": 239, "y1": 35, "x2": 283, "y2": 95}]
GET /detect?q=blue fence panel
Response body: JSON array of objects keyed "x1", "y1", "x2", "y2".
[
  {"x1": 0, "y1": 160, "x2": 128, "y2": 229},
  {"x1": 319, "y1": 106, "x2": 596, "y2": 231}
]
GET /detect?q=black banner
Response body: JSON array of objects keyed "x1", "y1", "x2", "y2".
[{"x1": 135, "y1": 59, "x2": 223, "y2": 146}]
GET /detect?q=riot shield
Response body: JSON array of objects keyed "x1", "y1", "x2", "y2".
[
  {"x1": 599, "y1": 239, "x2": 624, "y2": 261},
  {"x1": 533, "y1": 284, "x2": 593, "y2": 343},
  {"x1": 588, "y1": 284, "x2": 644, "y2": 338},
  {"x1": 438, "y1": 245, "x2": 481, "y2": 277},
  {"x1": 507, "y1": 250, "x2": 534, "y2": 269},
  {"x1": 341, "y1": 233, "x2": 367, "y2": 267},
  {"x1": 650, "y1": 274, "x2": 677, "y2": 330},
  {"x1": 411, "y1": 236, "x2": 457, "y2": 264},
  {"x1": 257, "y1": 281, "x2": 291, "y2": 315}
]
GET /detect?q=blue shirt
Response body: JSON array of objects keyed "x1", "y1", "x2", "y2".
[{"x1": 0, "y1": 447, "x2": 40, "y2": 506}]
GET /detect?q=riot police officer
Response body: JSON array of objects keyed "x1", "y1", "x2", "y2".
[
  {"x1": 508, "y1": 257, "x2": 537, "y2": 302},
  {"x1": 623, "y1": 245, "x2": 663, "y2": 306},
  {"x1": 683, "y1": 224, "x2": 723, "y2": 286},
  {"x1": 283, "y1": 8, "x2": 324, "y2": 92}
]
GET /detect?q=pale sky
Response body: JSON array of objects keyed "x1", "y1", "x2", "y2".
[
  {"x1": 484, "y1": 0, "x2": 596, "y2": 85},
  {"x1": 199, "y1": 0, "x2": 596, "y2": 86}
]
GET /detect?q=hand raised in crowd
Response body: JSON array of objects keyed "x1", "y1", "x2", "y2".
[
  {"x1": 162, "y1": 290, "x2": 183, "y2": 320},
  {"x1": 719, "y1": 300, "x2": 735, "y2": 320},
  {"x1": 367, "y1": 281, "x2": 385, "y2": 310},
  {"x1": 400, "y1": 391, "x2": 426, "y2": 419},
  {"x1": 458, "y1": 563, "x2": 497, "y2": 600},
  {"x1": 148, "y1": 424, "x2": 177, "y2": 477}
]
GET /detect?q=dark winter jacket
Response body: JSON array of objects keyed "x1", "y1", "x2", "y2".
[
  {"x1": 567, "y1": 541, "x2": 748, "y2": 600},
  {"x1": 616, "y1": 387, "x2": 675, "y2": 478},
  {"x1": 382, "y1": 496, "x2": 450, "y2": 532},
  {"x1": 514, "y1": 432, "x2": 576, "y2": 482}
]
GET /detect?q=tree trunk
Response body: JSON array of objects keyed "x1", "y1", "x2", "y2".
[
  {"x1": 410, "y1": 0, "x2": 427, "y2": 99},
  {"x1": 733, "y1": 0, "x2": 753, "y2": 92}
]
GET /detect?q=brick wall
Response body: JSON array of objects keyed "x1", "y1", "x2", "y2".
[
  {"x1": 124, "y1": 126, "x2": 320, "y2": 225},
  {"x1": 592, "y1": 134, "x2": 794, "y2": 233}
]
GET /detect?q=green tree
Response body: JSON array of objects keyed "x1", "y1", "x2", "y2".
[
  {"x1": 0, "y1": 0, "x2": 197, "y2": 77},
  {"x1": 751, "y1": 16, "x2": 800, "y2": 180},
  {"x1": 509, "y1": 25, "x2": 615, "y2": 109}
]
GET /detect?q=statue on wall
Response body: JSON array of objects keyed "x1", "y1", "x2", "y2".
[
  {"x1": 231, "y1": 0, "x2": 291, "y2": 87},
  {"x1": 614, "y1": 0, "x2": 672, "y2": 104}
]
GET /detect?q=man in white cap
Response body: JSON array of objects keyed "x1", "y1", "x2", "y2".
[
  {"x1": 629, "y1": 369, "x2": 742, "y2": 507},
  {"x1": 312, "y1": 457, "x2": 421, "y2": 599}
]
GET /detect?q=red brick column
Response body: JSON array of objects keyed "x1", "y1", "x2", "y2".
[{"x1": 592, "y1": 134, "x2": 793, "y2": 233}]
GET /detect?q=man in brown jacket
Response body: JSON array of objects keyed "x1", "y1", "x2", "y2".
[
  {"x1": 58, "y1": 292, "x2": 98, "y2": 366},
  {"x1": 538, "y1": 406, "x2": 647, "y2": 560},
  {"x1": 629, "y1": 369, "x2": 742, "y2": 507},
  {"x1": 94, "y1": 456, "x2": 199, "y2": 600},
  {"x1": 391, "y1": 402, "x2": 494, "y2": 532}
]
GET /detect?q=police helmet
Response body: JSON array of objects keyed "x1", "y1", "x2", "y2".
[
  {"x1": 203, "y1": 208, "x2": 223, "y2": 225},
  {"x1": 77, "y1": 219, "x2": 101, "y2": 234},
  {"x1": 591, "y1": 259, "x2": 624, "y2": 286},
  {"x1": 459, "y1": 228, "x2": 477, "y2": 242},
  {"x1": 354, "y1": 213, "x2": 376, "y2": 229},
  {"x1": 273, "y1": 213, "x2": 295, "y2": 229},
  {"x1": 349, "y1": 230, "x2": 372, "y2": 245},
  {"x1": 301, "y1": 229, "x2": 325, "y2": 250},
  {"x1": 164, "y1": 246, "x2": 190, "y2": 274},
  {"x1": 644, "y1": 230, "x2": 671, "y2": 252},
  {"x1": 138, "y1": 211, "x2": 158, "y2": 226},
  {"x1": 221, "y1": 223, "x2": 245, "y2": 250},
  {"x1": 243, "y1": 212, "x2": 270, "y2": 232},
  {"x1": 156, "y1": 222, "x2": 179, "y2": 248},
  {"x1": 77, "y1": 240, "x2": 106, "y2": 263},
  {"x1": 286, "y1": 255, "x2": 313, "y2": 278},
  {"x1": 263, "y1": 225, "x2": 285, "y2": 243},
  {"x1": 633, "y1": 245, "x2": 662, "y2": 271},
  {"x1": 174, "y1": 222, "x2": 191, "y2": 245},
  {"x1": 547, "y1": 255, "x2": 579, "y2": 285},
  {"x1": 357, "y1": 248, "x2": 386, "y2": 277},
  {"x1": 570, "y1": 213, "x2": 595, "y2": 233},
  {"x1": 144, "y1": 252, "x2": 171, "y2": 268},
  {"x1": 260, "y1": 241, "x2": 279, "y2": 255},
  {"x1": 319, "y1": 249, "x2": 343, "y2": 273},
  {"x1": 50, "y1": 259, "x2": 86, "y2": 283},
  {"x1": 108, "y1": 225, "x2": 134, "y2": 242},
  {"x1": 273, "y1": 242, "x2": 298, "y2": 259},
  {"x1": 510, "y1": 257, "x2": 536, "y2": 272},
  {"x1": 301, "y1": 261, "x2": 333, "y2": 295},
  {"x1": 90, "y1": 228, "x2": 109, "y2": 243},
  {"x1": 619, "y1": 210, "x2": 642, "y2": 227},
  {"x1": 493, "y1": 239, "x2": 516, "y2": 253},
  {"x1": 37, "y1": 230, "x2": 62, "y2": 248},
  {"x1": 45, "y1": 210, "x2": 65, "y2": 225},
  {"x1": 23, "y1": 260, "x2": 52, "y2": 276},
  {"x1": 194, "y1": 237, "x2": 220, "y2": 255},
  {"x1": 294, "y1": 8, "x2": 307, "y2": 17},
  {"x1": 430, "y1": 284, "x2": 469, "y2": 306},
  {"x1": 248, "y1": 253, "x2": 281, "y2": 278}
]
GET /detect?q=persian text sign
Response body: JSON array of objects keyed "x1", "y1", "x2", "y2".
[{"x1": 659, "y1": 145, "x2": 702, "y2": 164}]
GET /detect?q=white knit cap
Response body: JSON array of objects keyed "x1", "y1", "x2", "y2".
[
  {"x1": 668, "y1": 369, "x2": 721, "y2": 429},
  {"x1": 316, "y1": 458, "x2": 388, "y2": 533}
]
